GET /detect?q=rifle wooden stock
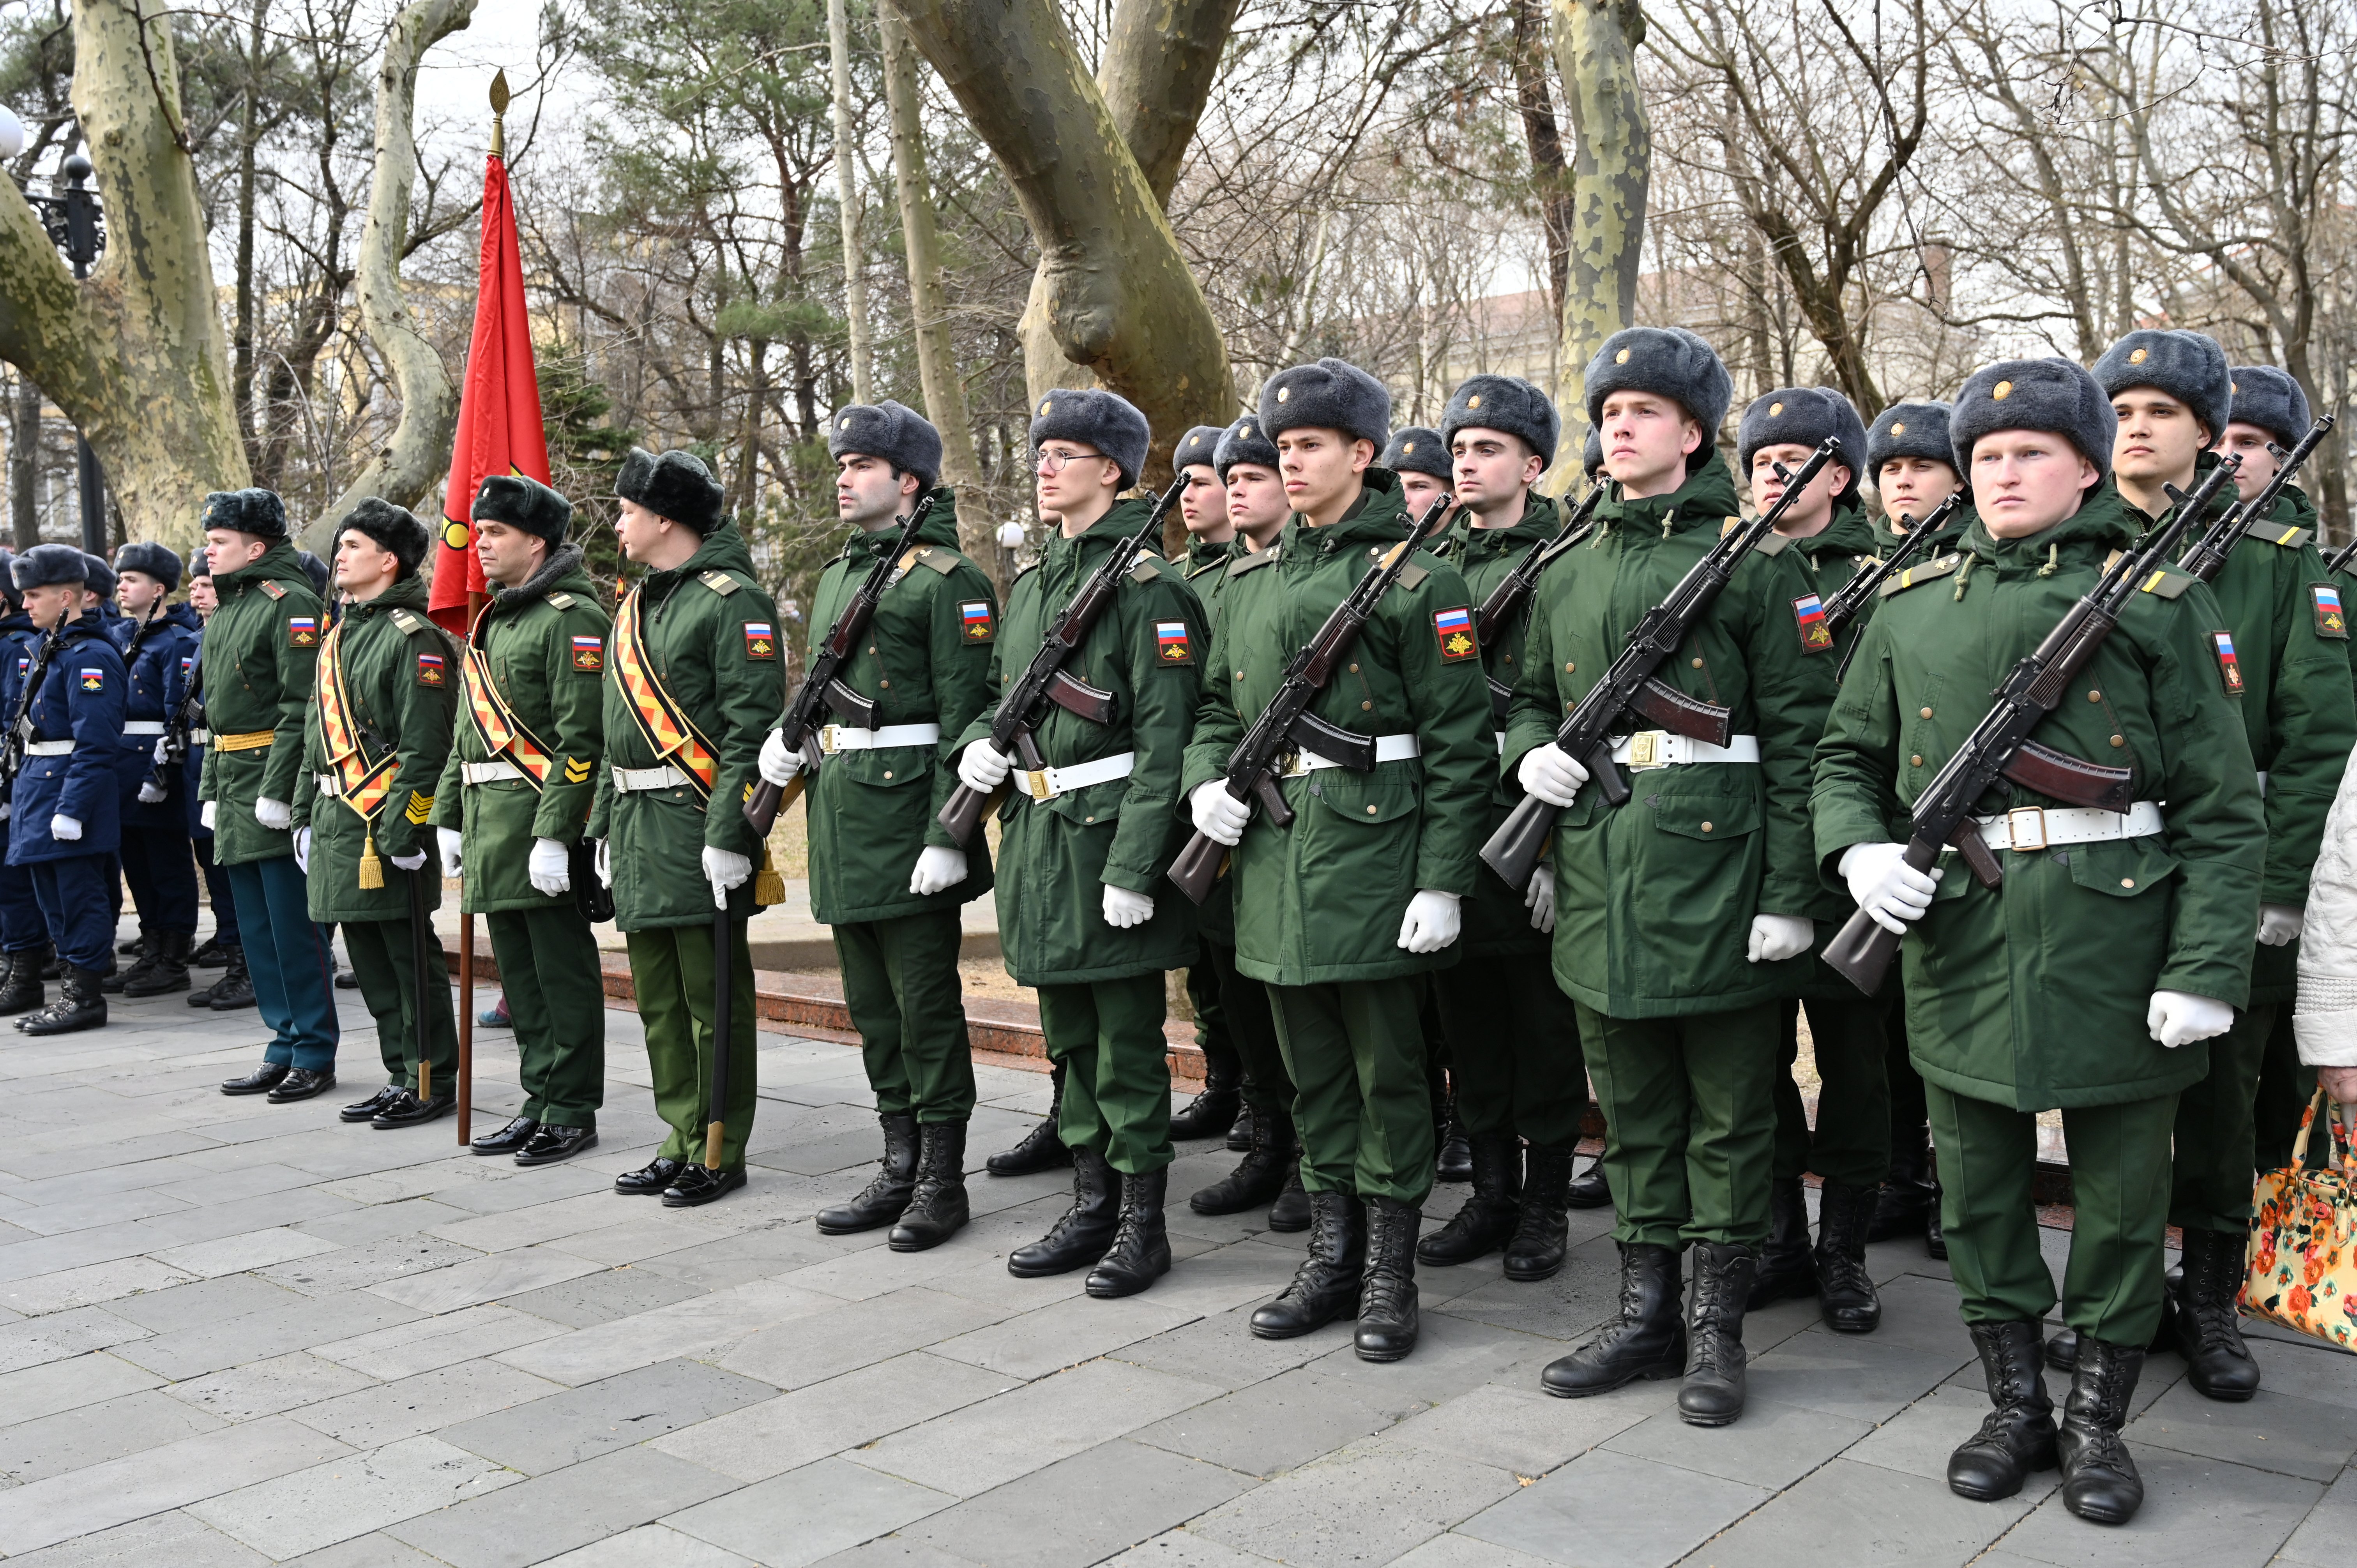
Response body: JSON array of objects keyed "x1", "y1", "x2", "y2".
[
  {"x1": 1819, "y1": 835, "x2": 1944, "y2": 994},
  {"x1": 1166, "y1": 829, "x2": 1226, "y2": 904}
]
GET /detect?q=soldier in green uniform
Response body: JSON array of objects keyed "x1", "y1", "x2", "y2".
[
  {"x1": 1513, "y1": 328, "x2": 1837, "y2": 1425},
  {"x1": 432, "y1": 475, "x2": 612, "y2": 1165},
  {"x1": 588, "y1": 449, "x2": 781, "y2": 1208},
  {"x1": 1729, "y1": 387, "x2": 1892, "y2": 1333},
  {"x1": 2052, "y1": 333, "x2": 2356, "y2": 1398},
  {"x1": 1184, "y1": 358, "x2": 1494, "y2": 1361},
  {"x1": 760, "y1": 402, "x2": 997, "y2": 1250},
  {"x1": 294, "y1": 501, "x2": 461, "y2": 1127},
  {"x1": 1816, "y1": 358, "x2": 2263, "y2": 1522},
  {"x1": 955, "y1": 388, "x2": 1206, "y2": 1298},
  {"x1": 1415, "y1": 374, "x2": 1588, "y2": 1284}
]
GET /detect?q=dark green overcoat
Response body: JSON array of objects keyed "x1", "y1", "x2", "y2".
[{"x1": 196, "y1": 540, "x2": 326, "y2": 866}]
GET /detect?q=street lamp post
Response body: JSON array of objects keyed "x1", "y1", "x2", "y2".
[{"x1": 2, "y1": 132, "x2": 110, "y2": 556}]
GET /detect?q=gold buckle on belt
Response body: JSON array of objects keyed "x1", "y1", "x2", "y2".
[
  {"x1": 1626, "y1": 731, "x2": 1668, "y2": 770},
  {"x1": 2005, "y1": 807, "x2": 2047, "y2": 852},
  {"x1": 1021, "y1": 768, "x2": 1053, "y2": 801},
  {"x1": 1277, "y1": 749, "x2": 1312, "y2": 780},
  {"x1": 818, "y1": 724, "x2": 842, "y2": 756}
]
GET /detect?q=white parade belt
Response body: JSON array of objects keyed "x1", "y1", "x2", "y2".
[
  {"x1": 1016, "y1": 751, "x2": 1136, "y2": 802},
  {"x1": 611, "y1": 763, "x2": 691, "y2": 793},
  {"x1": 1961, "y1": 802, "x2": 2165, "y2": 854},
  {"x1": 190, "y1": 728, "x2": 209, "y2": 745},
  {"x1": 1279, "y1": 733, "x2": 1422, "y2": 778},
  {"x1": 1493, "y1": 731, "x2": 1508, "y2": 755},
  {"x1": 315, "y1": 771, "x2": 343, "y2": 797},
  {"x1": 2256, "y1": 771, "x2": 2270, "y2": 797},
  {"x1": 24, "y1": 740, "x2": 72, "y2": 756},
  {"x1": 819, "y1": 722, "x2": 940, "y2": 754},
  {"x1": 462, "y1": 760, "x2": 524, "y2": 785},
  {"x1": 122, "y1": 720, "x2": 166, "y2": 736},
  {"x1": 1608, "y1": 731, "x2": 1761, "y2": 768}
]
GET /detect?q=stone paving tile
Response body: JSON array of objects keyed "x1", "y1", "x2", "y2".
[
  {"x1": 387, "y1": 1447, "x2": 737, "y2": 1567},
  {"x1": 494, "y1": 1275, "x2": 845, "y2": 1386},
  {"x1": 0, "y1": 1349, "x2": 164, "y2": 1423},
  {"x1": 366, "y1": 1246, "x2": 606, "y2": 1314},
  {"x1": 931, "y1": 1289, "x2": 1204, "y2": 1380},
  {"x1": 1188, "y1": 1441, "x2": 1520, "y2": 1568},
  {"x1": 0, "y1": 1414, "x2": 351, "y2": 1556},
  {"x1": 164, "y1": 1349, "x2": 380, "y2": 1421},
  {"x1": 103, "y1": 1270, "x2": 300, "y2": 1331},
  {"x1": 150, "y1": 1224, "x2": 345, "y2": 1278},
  {"x1": 289, "y1": 1357, "x2": 565, "y2": 1448},
  {"x1": 112, "y1": 1285, "x2": 421, "y2": 1380},
  {"x1": 1992, "y1": 1446, "x2": 2321, "y2": 1567},
  {"x1": 651, "y1": 1349, "x2": 1013, "y2": 1483},
  {"x1": 281, "y1": 1533, "x2": 451, "y2": 1567},
  {"x1": 2127, "y1": 1381, "x2": 2357, "y2": 1482},
  {"x1": 1111, "y1": 1300, "x2": 1357, "y2": 1391},
  {"x1": 188, "y1": 1434, "x2": 520, "y2": 1559},
  {"x1": 0, "y1": 1385, "x2": 226, "y2": 1483},
  {"x1": 2274, "y1": 1466, "x2": 2355, "y2": 1567},
  {"x1": 1600, "y1": 1395, "x2": 1872, "y2": 1492},
  {"x1": 900, "y1": 1439, "x2": 1254, "y2": 1568},
  {"x1": 1133, "y1": 1366, "x2": 1411, "y2": 1478},
  {"x1": 311, "y1": 1302, "x2": 567, "y2": 1378},
  {"x1": 1740, "y1": 1327, "x2": 1974, "y2": 1423},
  {"x1": 1381, "y1": 1533, "x2": 1562, "y2": 1568},
  {"x1": 1693, "y1": 1454, "x2": 2024, "y2": 1566},
  {"x1": 438, "y1": 1356, "x2": 775, "y2": 1474},
  {"x1": 537, "y1": 1522, "x2": 758, "y2": 1566},
  {"x1": 1843, "y1": 1382, "x2": 2062, "y2": 1505},
  {"x1": 499, "y1": 1261, "x2": 709, "y2": 1325},
  {"x1": 664, "y1": 1455, "x2": 958, "y2": 1568},
  {"x1": 1456, "y1": 1446, "x2": 1771, "y2": 1566},
  {"x1": 1369, "y1": 1377, "x2": 1678, "y2": 1478},
  {"x1": 0, "y1": 1303, "x2": 150, "y2": 1373},
  {"x1": 716, "y1": 1283, "x2": 1009, "y2": 1391},
  {"x1": 0, "y1": 1508, "x2": 269, "y2": 1567}
]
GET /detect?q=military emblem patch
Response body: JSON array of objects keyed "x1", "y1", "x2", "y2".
[
  {"x1": 415, "y1": 652, "x2": 445, "y2": 687},
  {"x1": 180, "y1": 655, "x2": 194, "y2": 676},
  {"x1": 1433, "y1": 606, "x2": 1478, "y2": 662},
  {"x1": 2212, "y1": 630, "x2": 2245, "y2": 694},
  {"x1": 405, "y1": 790, "x2": 434, "y2": 824},
  {"x1": 2313, "y1": 583, "x2": 2347, "y2": 639},
  {"x1": 571, "y1": 635, "x2": 604, "y2": 671},
  {"x1": 1792, "y1": 593, "x2": 1834, "y2": 654},
  {"x1": 1156, "y1": 620, "x2": 1193, "y2": 664},
  {"x1": 78, "y1": 667, "x2": 103, "y2": 692},
  {"x1": 562, "y1": 756, "x2": 593, "y2": 785},
  {"x1": 960, "y1": 600, "x2": 995, "y2": 642},
  {"x1": 288, "y1": 616, "x2": 318, "y2": 648},
  {"x1": 743, "y1": 621, "x2": 777, "y2": 660}
]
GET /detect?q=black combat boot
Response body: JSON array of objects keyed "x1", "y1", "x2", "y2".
[
  {"x1": 1504, "y1": 1142, "x2": 1574, "y2": 1282},
  {"x1": 2058, "y1": 1337, "x2": 2147, "y2": 1524},
  {"x1": 1542, "y1": 1241, "x2": 1685, "y2": 1396},
  {"x1": 1746, "y1": 1177, "x2": 1816, "y2": 1310},
  {"x1": 818, "y1": 1112, "x2": 921, "y2": 1235},
  {"x1": 100, "y1": 936, "x2": 140, "y2": 992},
  {"x1": 1948, "y1": 1320, "x2": 2058, "y2": 1501},
  {"x1": 1564, "y1": 1152, "x2": 1613, "y2": 1210},
  {"x1": 1435, "y1": 1087, "x2": 1473, "y2": 1184},
  {"x1": 1869, "y1": 1120, "x2": 1938, "y2": 1242},
  {"x1": 2046, "y1": 1326, "x2": 2079, "y2": 1372},
  {"x1": 1926, "y1": 1183, "x2": 1947, "y2": 1259},
  {"x1": 1086, "y1": 1167, "x2": 1171, "y2": 1298},
  {"x1": 202, "y1": 946, "x2": 255, "y2": 1010},
  {"x1": 1226, "y1": 1101, "x2": 1257, "y2": 1153},
  {"x1": 1813, "y1": 1179, "x2": 1882, "y2": 1333},
  {"x1": 1267, "y1": 1148, "x2": 1311, "y2": 1231},
  {"x1": 122, "y1": 929, "x2": 194, "y2": 998},
  {"x1": 18, "y1": 965, "x2": 106, "y2": 1035},
  {"x1": 986, "y1": 1061, "x2": 1073, "y2": 1176},
  {"x1": 1679, "y1": 1240, "x2": 1757, "y2": 1426},
  {"x1": 2168, "y1": 1227, "x2": 2260, "y2": 1401},
  {"x1": 1416, "y1": 1132, "x2": 1520, "y2": 1267},
  {"x1": 1189, "y1": 1104, "x2": 1292, "y2": 1216},
  {"x1": 1251, "y1": 1191, "x2": 1364, "y2": 1338},
  {"x1": 0, "y1": 948, "x2": 43, "y2": 1016},
  {"x1": 1007, "y1": 1147, "x2": 1119, "y2": 1277},
  {"x1": 191, "y1": 935, "x2": 230, "y2": 968},
  {"x1": 1356, "y1": 1195, "x2": 1422, "y2": 1361},
  {"x1": 888, "y1": 1121, "x2": 971, "y2": 1253},
  {"x1": 1168, "y1": 1046, "x2": 1242, "y2": 1142}
]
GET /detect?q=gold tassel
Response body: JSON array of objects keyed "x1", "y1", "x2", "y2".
[
  {"x1": 752, "y1": 843, "x2": 785, "y2": 907},
  {"x1": 357, "y1": 825, "x2": 384, "y2": 890}
]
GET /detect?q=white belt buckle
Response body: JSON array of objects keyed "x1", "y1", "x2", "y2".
[
  {"x1": 818, "y1": 724, "x2": 843, "y2": 756},
  {"x1": 1278, "y1": 749, "x2": 1311, "y2": 780},
  {"x1": 1627, "y1": 731, "x2": 1666, "y2": 770},
  {"x1": 2005, "y1": 807, "x2": 2047, "y2": 852}
]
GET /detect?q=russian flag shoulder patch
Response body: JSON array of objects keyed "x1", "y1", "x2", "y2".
[
  {"x1": 744, "y1": 621, "x2": 777, "y2": 660},
  {"x1": 1155, "y1": 619, "x2": 1192, "y2": 664},
  {"x1": 2212, "y1": 630, "x2": 2245, "y2": 694},
  {"x1": 2313, "y1": 583, "x2": 2346, "y2": 639},
  {"x1": 1793, "y1": 593, "x2": 1834, "y2": 653},
  {"x1": 1433, "y1": 606, "x2": 1477, "y2": 662},
  {"x1": 960, "y1": 600, "x2": 995, "y2": 642},
  {"x1": 571, "y1": 634, "x2": 604, "y2": 671}
]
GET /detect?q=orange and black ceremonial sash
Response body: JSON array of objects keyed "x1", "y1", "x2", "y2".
[
  {"x1": 612, "y1": 585, "x2": 719, "y2": 801},
  {"x1": 316, "y1": 621, "x2": 400, "y2": 820},
  {"x1": 461, "y1": 607, "x2": 557, "y2": 791}
]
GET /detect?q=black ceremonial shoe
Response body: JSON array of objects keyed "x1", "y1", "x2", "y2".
[
  {"x1": 372, "y1": 1090, "x2": 456, "y2": 1128},
  {"x1": 266, "y1": 1068, "x2": 337, "y2": 1104},
  {"x1": 663, "y1": 1165, "x2": 747, "y2": 1208},
  {"x1": 470, "y1": 1115, "x2": 540, "y2": 1155},
  {"x1": 343, "y1": 1086, "x2": 405, "y2": 1124},
  {"x1": 616, "y1": 1157, "x2": 686, "y2": 1195},
  {"x1": 515, "y1": 1125, "x2": 598, "y2": 1167},
  {"x1": 220, "y1": 1061, "x2": 290, "y2": 1096}
]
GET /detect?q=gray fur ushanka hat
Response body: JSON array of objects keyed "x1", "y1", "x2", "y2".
[
  {"x1": 830, "y1": 400, "x2": 945, "y2": 493},
  {"x1": 1442, "y1": 375, "x2": 1560, "y2": 472},
  {"x1": 2224, "y1": 366, "x2": 2312, "y2": 450},
  {"x1": 1737, "y1": 387, "x2": 1870, "y2": 500},
  {"x1": 1214, "y1": 416, "x2": 1280, "y2": 482},
  {"x1": 1866, "y1": 401, "x2": 1959, "y2": 479},
  {"x1": 1258, "y1": 358, "x2": 1391, "y2": 449},
  {"x1": 1028, "y1": 388, "x2": 1151, "y2": 491},
  {"x1": 1951, "y1": 358, "x2": 2119, "y2": 480},
  {"x1": 616, "y1": 447, "x2": 727, "y2": 533},
  {"x1": 1379, "y1": 427, "x2": 1451, "y2": 482},
  {"x1": 2092, "y1": 328, "x2": 2232, "y2": 445},
  {"x1": 1583, "y1": 327, "x2": 1734, "y2": 471}
]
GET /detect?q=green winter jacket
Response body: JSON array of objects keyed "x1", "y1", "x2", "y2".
[
  {"x1": 429, "y1": 546, "x2": 612, "y2": 914},
  {"x1": 586, "y1": 523, "x2": 784, "y2": 931},
  {"x1": 197, "y1": 540, "x2": 327, "y2": 867},
  {"x1": 1503, "y1": 452, "x2": 1842, "y2": 1017},
  {"x1": 293, "y1": 574, "x2": 460, "y2": 923},
  {"x1": 1812, "y1": 483, "x2": 2267, "y2": 1111},
  {"x1": 802, "y1": 495, "x2": 997, "y2": 925},
  {"x1": 1182, "y1": 537, "x2": 1246, "y2": 947},
  {"x1": 953, "y1": 498, "x2": 1206, "y2": 984},
  {"x1": 1181, "y1": 470, "x2": 1495, "y2": 986}
]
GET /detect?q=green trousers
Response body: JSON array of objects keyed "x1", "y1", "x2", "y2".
[
  {"x1": 1576, "y1": 1002, "x2": 1778, "y2": 1249},
  {"x1": 1431, "y1": 953, "x2": 1587, "y2": 1145},
  {"x1": 344, "y1": 916, "x2": 458, "y2": 1094},
  {"x1": 1203, "y1": 939, "x2": 1293, "y2": 1115},
  {"x1": 627, "y1": 918, "x2": 758, "y2": 1172},
  {"x1": 1926, "y1": 1083, "x2": 2175, "y2": 1346},
  {"x1": 1772, "y1": 994, "x2": 1895, "y2": 1186},
  {"x1": 486, "y1": 903, "x2": 606, "y2": 1130},
  {"x1": 1037, "y1": 973, "x2": 1171, "y2": 1175},
  {"x1": 2253, "y1": 1006, "x2": 2318, "y2": 1172},
  {"x1": 835, "y1": 908, "x2": 974, "y2": 1124},
  {"x1": 2170, "y1": 1001, "x2": 2272, "y2": 1234},
  {"x1": 1184, "y1": 943, "x2": 1239, "y2": 1087},
  {"x1": 1268, "y1": 977, "x2": 1434, "y2": 1205}
]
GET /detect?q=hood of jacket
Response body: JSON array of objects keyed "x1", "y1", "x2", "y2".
[
  {"x1": 1595, "y1": 450, "x2": 1742, "y2": 539},
  {"x1": 341, "y1": 570, "x2": 432, "y2": 626},
  {"x1": 492, "y1": 544, "x2": 596, "y2": 613},
  {"x1": 214, "y1": 538, "x2": 318, "y2": 597},
  {"x1": 840, "y1": 488, "x2": 963, "y2": 566},
  {"x1": 1959, "y1": 479, "x2": 2137, "y2": 577}
]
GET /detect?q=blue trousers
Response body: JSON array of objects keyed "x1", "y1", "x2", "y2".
[
  {"x1": 224, "y1": 854, "x2": 338, "y2": 1070},
  {"x1": 120, "y1": 825, "x2": 200, "y2": 936},
  {"x1": 31, "y1": 854, "x2": 117, "y2": 971},
  {"x1": 0, "y1": 861, "x2": 44, "y2": 952},
  {"x1": 195, "y1": 836, "x2": 240, "y2": 947}
]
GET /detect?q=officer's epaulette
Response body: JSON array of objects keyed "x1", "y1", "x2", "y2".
[
  {"x1": 911, "y1": 546, "x2": 959, "y2": 576},
  {"x1": 1878, "y1": 553, "x2": 1962, "y2": 597},
  {"x1": 259, "y1": 580, "x2": 286, "y2": 600},
  {"x1": 389, "y1": 608, "x2": 429, "y2": 636},
  {"x1": 698, "y1": 569, "x2": 742, "y2": 597},
  {"x1": 2245, "y1": 523, "x2": 2315, "y2": 551},
  {"x1": 2136, "y1": 564, "x2": 2200, "y2": 600},
  {"x1": 1228, "y1": 547, "x2": 1280, "y2": 577},
  {"x1": 1722, "y1": 516, "x2": 1791, "y2": 556},
  {"x1": 546, "y1": 591, "x2": 577, "y2": 610},
  {"x1": 1396, "y1": 560, "x2": 1431, "y2": 590},
  {"x1": 1184, "y1": 555, "x2": 1226, "y2": 583}
]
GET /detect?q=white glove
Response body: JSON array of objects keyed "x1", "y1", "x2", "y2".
[
  {"x1": 389, "y1": 848, "x2": 428, "y2": 873},
  {"x1": 757, "y1": 728, "x2": 803, "y2": 788},
  {"x1": 528, "y1": 837, "x2": 571, "y2": 896},
  {"x1": 437, "y1": 826, "x2": 464, "y2": 879},
  {"x1": 137, "y1": 779, "x2": 167, "y2": 804},
  {"x1": 2148, "y1": 989, "x2": 2235, "y2": 1049},
  {"x1": 254, "y1": 796, "x2": 292, "y2": 831},
  {"x1": 293, "y1": 825, "x2": 311, "y2": 873},
  {"x1": 1517, "y1": 743, "x2": 1589, "y2": 808},
  {"x1": 152, "y1": 736, "x2": 170, "y2": 766},
  {"x1": 958, "y1": 739, "x2": 1012, "y2": 793},
  {"x1": 49, "y1": 813, "x2": 80, "y2": 842},
  {"x1": 1525, "y1": 863, "x2": 1556, "y2": 934},
  {"x1": 703, "y1": 845, "x2": 753, "y2": 908},
  {"x1": 200, "y1": 800, "x2": 217, "y2": 829},
  {"x1": 909, "y1": 845, "x2": 966, "y2": 896},
  {"x1": 1747, "y1": 913, "x2": 1815, "y2": 963},
  {"x1": 1397, "y1": 889, "x2": 1463, "y2": 953},
  {"x1": 1189, "y1": 779, "x2": 1251, "y2": 846},
  {"x1": 1839, "y1": 841, "x2": 1943, "y2": 934},
  {"x1": 1102, "y1": 884, "x2": 1155, "y2": 929},
  {"x1": 594, "y1": 838, "x2": 612, "y2": 888},
  {"x1": 2258, "y1": 903, "x2": 2305, "y2": 947}
]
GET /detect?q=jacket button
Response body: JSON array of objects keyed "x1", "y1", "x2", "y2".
[
  {"x1": 1235, "y1": 671, "x2": 1244, "y2": 681},
  {"x1": 1910, "y1": 754, "x2": 1924, "y2": 767},
  {"x1": 2121, "y1": 878, "x2": 2135, "y2": 888},
  {"x1": 1366, "y1": 804, "x2": 1378, "y2": 815},
  {"x1": 1503, "y1": 654, "x2": 1512, "y2": 663},
  {"x1": 1565, "y1": 662, "x2": 1575, "y2": 672},
  {"x1": 868, "y1": 646, "x2": 877, "y2": 655},
  {"x1": 879, "y1": 680, "x2": 889, "y2": 688},
  {"x1": 882, "y1": 770, "x2": 892, "y2": 779},
  {"x1": 1919, "y1": 707, "x2": 1933, "y2": 719},
  {"x1": 1701, "y1": 821, "x2": 1713, "y2": 832},
  {"x1": 1691, "y1": 657, "x2": 1703, "y2": 669},
  {"x1": 2110, "y1": 735, "x2": 2125, "y2": 747},
  {"x1": 1349, "y1": 663, "x2": 1359, "y2": 673},
  {"x1": 1085, "y1": 815, "x2": 1095, "y2": 823},
  {"x1": 1361, "y1": 701, "x2": 1372, "y2": 711},
  {"x1": 2087, "y1": 689, "x2": 2102, "y2": 701}
]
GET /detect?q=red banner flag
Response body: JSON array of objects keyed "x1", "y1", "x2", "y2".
[{"x1": 428, "y1": 152, "x2": 549, "y2": 634}]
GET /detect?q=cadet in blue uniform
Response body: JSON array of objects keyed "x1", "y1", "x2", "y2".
[
  {"x1": 0, "y1": 553, "x2": 54, "y2": 1014},
  {"x1": 7, "y1": 544, "x2": 128, "y2": 1035},
  {"x1": 109, "y1": 542, "x2": 203, "y2": 996}
]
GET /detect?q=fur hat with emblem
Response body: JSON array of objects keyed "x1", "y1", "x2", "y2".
[
  {"x1": 1258, "y1": 358, "x2": 1390, "y2": 449},
  {"x1": 1950, "y1": 358, "x2": 2118, "y2": 480},
  {"x1": 333, "y1": 497, "x2": 433, "y2": 579},
  {"x1": 1379, "y1": 427, "x2": 1451, "y2": 482},
  {"x1": 114, "y1": 541, "x2": 183, "y2": 592},
  {"x1": 829, "y1": 400, "x2": 944, "y2": 493},
  {"x1": 1582, "y1": 327, "x2": 1735, "y2": 471},
  {"x1": 1865, "y1": 401, "x2": 1959, "y2": 480},
  {"x1": 12, "y1": 542, "x2": 90, "y2": 591},
  {"x1": 201, "y1": 487, "x2": 289, "y2": 540},
  {"x1": 1442, "y1": 375, "x2": 1560, "y2": 473},
  {"x1": 1213, "y1": 416, "x2": 1280, "y2": 482},
  {"x1": 1027, "y1": 388, "x2": 1151, "y2": 491},
  {"x1": 80, "y1": 553, "x2": 116, "y2": 600},
  {"x1": 474, "y1": 473, "x2": 574, "y2": 546},
  {"x1": 616, "y1": 447, "x2": 727, "y2": 534},
  {"x1": 2224, "y1": 366, "x2": 2313, "y2": 452},
  {"x1": 1737, "y1": 387, "x2": 1870, "y2": 501},
  {"x1": 2092, "y1": 328, "x2": 2232, "y2": 445},
  {"x1": 1175, "y1": 424, "x2": 1228, "y2": 477}
]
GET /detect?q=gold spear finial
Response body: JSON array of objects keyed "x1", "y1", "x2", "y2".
[{"x1": 489, "y1": 69, "x2": 510, "y2": 158}]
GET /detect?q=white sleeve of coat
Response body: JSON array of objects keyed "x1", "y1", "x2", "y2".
[{"x1": 2293, "y1": 740, "x2": 2357, "y2": 1067}]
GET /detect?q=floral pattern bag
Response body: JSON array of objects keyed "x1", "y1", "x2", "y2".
[{"x1": 2242, "y1": 1089, "x2": 2357, "y2": 1351}]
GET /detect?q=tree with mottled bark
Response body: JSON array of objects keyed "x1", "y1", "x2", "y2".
[{"x1": 1549, "y1": 0, "x2": 1649, "y2": 482}]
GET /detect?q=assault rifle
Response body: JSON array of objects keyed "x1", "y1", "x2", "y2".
[
  {"x1": 1477, "y1": 439, "x2": 1845, "y2": 892},
  {"x1": 0, "y1": 624, "x2": 63, "y2": 820},
  {"x1": 1819, "y1": 451, "x2": 2245, "y2": 996},
  {"x1": 2176, "y1": 417, "x2": 2334, "y2": 586},
  {"x1": 743, "y1": 491, "x2": 939, "y2": 835},
  {"x1": 936, "y1": 477, "x2": 1187, "y2": 845},
  {"x1": 1826, "y1": 493, "x2": 1966, "y2": 682},
  {"x1": 1472, "y1": 486, "x2": 1606, "y2": 720},
  {"x1": 1166, "y1": 491, "x2": 1459, "y2": 904}
]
